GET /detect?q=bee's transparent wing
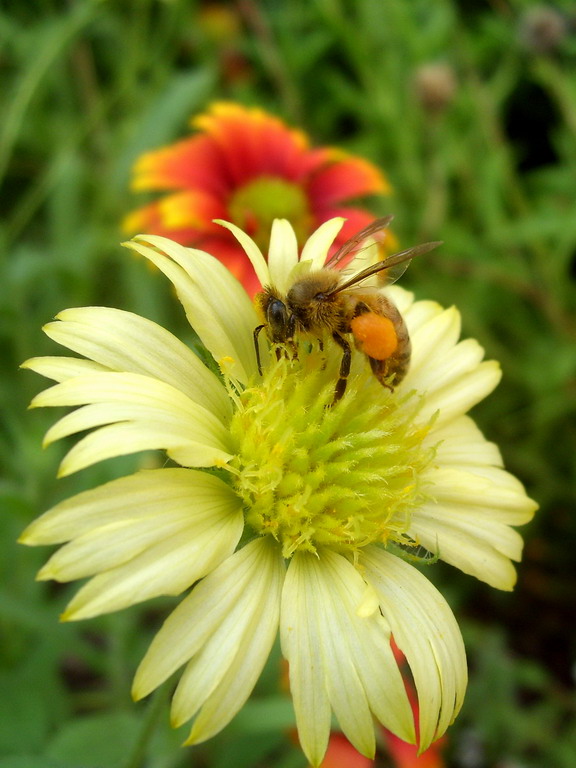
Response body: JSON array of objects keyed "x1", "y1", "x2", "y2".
[
  {"x1": 325, "y1": 215, "x2": 395, "y2": 269},
  {"x1": 326, "y1": 241, "x2": 442, "y2": 296}
]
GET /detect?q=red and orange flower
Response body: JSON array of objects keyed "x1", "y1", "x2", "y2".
[{"x1": 124, "y1": 102, "x2": 391, "y2": 293}]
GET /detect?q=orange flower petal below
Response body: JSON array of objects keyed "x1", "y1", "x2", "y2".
[
  {"x1": 317, "y1": 733, "x2": 375, "y2": 768},
  {"x1": 383, "y1": 731, "x2": 447, "y2": 768},
  {"x1": 382, "y1": 641, "x2": 448, "y2": 768}
]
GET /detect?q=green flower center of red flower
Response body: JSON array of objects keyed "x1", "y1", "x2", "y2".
[{"x1": 228, "y1": 176, "x2": 312, "y2": 248}]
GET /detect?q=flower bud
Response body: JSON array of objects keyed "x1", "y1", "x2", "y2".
[
  {"x1": 414, "y1": 63, "x2": 457, "y2": 114},
  {"x1": 518, "y1": 6, "x2": 568, "y2": 54}
]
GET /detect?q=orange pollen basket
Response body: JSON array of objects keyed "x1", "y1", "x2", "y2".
[{"x1": 350, "y1": 313, "x2": 398, "y2": 360}]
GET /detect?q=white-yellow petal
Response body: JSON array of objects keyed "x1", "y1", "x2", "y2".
[
  {"x1": 315, "y1": 551, "x2": 414, "y2": 744},
  {"x1": 214, "y1": 219, "x2": 269, "y2": 287},
  {"x1": 43, "y1": 307, "x2": 231, "y2": 422},
  {"x1": 133, "y1": 539, "x2": 283, "y2": 703},
  {"x1": 423, "y1": 466, "x2": 538, "y2": 524},
  {"x1": 281, "y1": 550, "x2": 414, "y2": 766},
  {"x1": 401, "y1": 294, "x2": 444, "y2": 333},
  {"x1": 32, "y1": 372, "x2": 233, "y2": 474},
  {"x1": 124, "y1": 236, "x2": 259, "y2": 383},
  {"x1": 182, "y1": 541, "x2": 284, "y2": 743},
  {"x1": 57, "y1": 421, "x2": 232, "y2": 477},
  {"x1": 404, "y1": 306, "x2": 462, "y2": 378},
  {"x1": 305, "y1": 562, "x2": 375, "y2": 758},
  {"x1": 280, "y1": 553, "x2": 332, "y2": 767},
  {"x1": 61, "y1": 508, "x2": 243, "y2": 620},
  {"x1": 361, "y1": 547, "x2": 467, "y2": 751},
  {"x1": 409, "y1": 509, "x2": 523, "y2": 590},
  {"x1": 427, "y1": 415, "x2": 503, "y2": 467},
  {"x1": 38, "y1": 513, "x2": 198, "y2": 581},
  {"x1": 267, "y1": 219, "x2": 299, "y2": 293},
  {"x1": 399, "y1": 300, "x2": 500, "y2": 423},
  {"x1": 300, "y1": 217, "x2": 345, "y2": 270},
  {"x1": 22, "y1": 356, "x2": 109, "y2": 381},
  {"x1": 410, "y1": 459, "x2": 538, "y2": 585},
  {"x1": 410, "y1": 338, "x2": 485, "y2": 395},
  {"x1": 413, "y1": 360, "x2": 502, "y2": 427},
  {"x1": 37, "y1": 484, "x2": 242, "y2": 582},
  {"x1": 20, "y1": 468, "x2": 238, "y2": 545}
]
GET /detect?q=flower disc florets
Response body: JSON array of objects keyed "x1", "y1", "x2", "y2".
[{"x1": 229, "y1": 349, "x2": 435, "y2": 559}]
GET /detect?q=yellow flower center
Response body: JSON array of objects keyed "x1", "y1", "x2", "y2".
[
  {"x1": 229, "y1": 349, "x2": 435, "y2": 559},
  {"x1": 228, "y1": 176, "x2": 312, "y2": 249}
]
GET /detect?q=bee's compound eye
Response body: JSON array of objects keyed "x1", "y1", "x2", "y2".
[
  {"x1": 267, "y1": 299, "x2": 287, "y2": 324},
  {"x1": 266, "y1": 299, "x2": 290, "y2": 338}
]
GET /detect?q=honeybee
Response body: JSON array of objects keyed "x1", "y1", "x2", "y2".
[{"x1": 254, "y1": 217, "x2": 441, "y2": 402}]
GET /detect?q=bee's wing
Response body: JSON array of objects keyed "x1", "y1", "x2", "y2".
[
  {"x1": 324, "y1": 215, "x2": 395, "y2": 268},
  {"x1": 326, "y1": 240, "x2": 442, "y2": 296}
]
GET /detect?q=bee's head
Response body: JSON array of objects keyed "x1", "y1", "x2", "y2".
[{"x1": 255, "y1": 288, "x2": 295, "y2": 343}]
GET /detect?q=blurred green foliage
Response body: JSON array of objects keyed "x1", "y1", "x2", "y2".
[{"x1": 1, "y1": 0, "x2": 575, "y2": 766}]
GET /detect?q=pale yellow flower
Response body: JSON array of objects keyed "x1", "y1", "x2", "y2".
[{"x1": 21, "y1": 219, "x2": 537, "y2": 766}]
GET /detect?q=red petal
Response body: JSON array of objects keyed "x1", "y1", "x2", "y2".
[
  {"x1": 383, "y1": 731, "x2": 447, "y2": 768},
  {"x1": 193, "y1": 102, "x2": 311, "y2": 186},
  {"x1": 308, "y1": 154, "x2": 390, "y2": 206},
  {"x1": 131, "y1": 134, "x2": 233, "y2": 198}
]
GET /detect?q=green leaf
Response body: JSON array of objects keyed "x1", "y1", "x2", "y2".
[
  {"x1": 227, "y1": 696, "x2": 296, "y2": 734},
  {"x1": 45, "y1": 712, "x2": 142, "y2": 768},
  {"x1": 0, "y1": 677, "x2": 51, "y2": 753},
  {"x1": 0, "y1": 759, "x2": 65, "y2": 768}
]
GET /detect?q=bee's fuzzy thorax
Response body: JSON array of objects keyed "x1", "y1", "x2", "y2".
[{"x1": 286, "y1": 270, "x2": 342, "y2": 331}]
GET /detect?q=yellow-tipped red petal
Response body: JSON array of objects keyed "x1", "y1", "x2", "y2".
[{"x1": 157, "y1": 191, "x2": 224, "y2": 230}]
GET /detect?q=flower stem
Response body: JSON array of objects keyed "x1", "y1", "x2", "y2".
[{"x1": 121, "y1": 684, "x2": 172, "y2": 768}]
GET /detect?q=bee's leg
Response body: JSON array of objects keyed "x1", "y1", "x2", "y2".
[
  {"x1": 288, "y1": 338, "x2": 299, "y2": 361},
  {"x1": 253, "y1": 325, "x2": 265, "y2": 376},
  {"x1": 332, "y1": 332, "x2": 351, "y2": 403},
  {"x1": 317, "y1": 338, "x2": 327, "y2": 370},
  {"x1": 369, "y1": 357, "x2": 395, "y2": 391}
]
